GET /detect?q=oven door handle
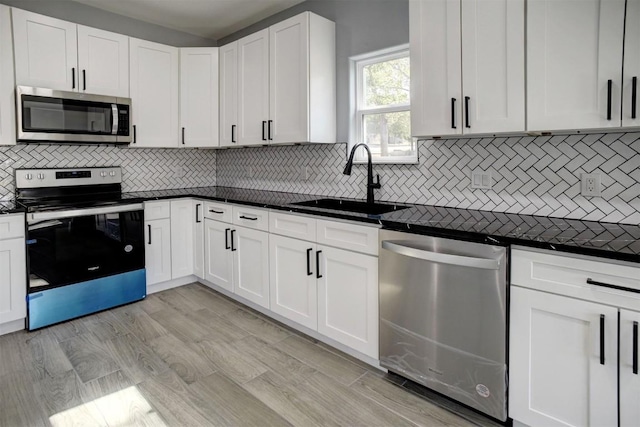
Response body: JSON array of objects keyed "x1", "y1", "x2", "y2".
[
  {"x1": 381, "y1": 240, "x2": 500, "y2": 270},
  {"x1": 27, "y1": 203, "x2": 144, "y2": 223}
]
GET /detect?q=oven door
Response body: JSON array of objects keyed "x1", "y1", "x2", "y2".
[{"x1": 27, "y1": 205, "x2": 145, "y2": 292}]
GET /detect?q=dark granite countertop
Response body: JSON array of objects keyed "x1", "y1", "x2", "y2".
[
  {"x1": 0, "y1": 201, "x2": 24, "y2": 215},
  {"x1": 123, "y1": 186, "x2": 640, "y2": 263}
]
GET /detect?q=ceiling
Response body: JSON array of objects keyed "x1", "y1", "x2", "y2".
[{"x1": 71, "y1": 0, "x2": 306, "y2": 41}]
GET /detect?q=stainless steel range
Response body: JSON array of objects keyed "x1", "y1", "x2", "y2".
[{"x1": 16, "y1": 167, "x2": 145, "y2": 330}]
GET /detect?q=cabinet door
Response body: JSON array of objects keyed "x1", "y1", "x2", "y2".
[
  {"x1": 317, "y1": 246, "x2": 378, "y2": 358},
  {"x1": 233, "y1": 226, "x2": 269, "y2": 308},
  {"x1": 269, "y1": 234, "x2": 317, "y2": 329},
  {"x1": 180, "y1": 48, "x2": 219, "y2": 148},
  {"x1": 12, "y1": 8, "x2": 78, "y2": 91},
  {"x1": 194, "y1": 201, "x2": 205, "y2": 279},
  {"x1": 219, "y1": 42, "x2": 238, "y2": 147},
  {"x1": 129, "y1": 38, "x2": 179, "y2": 147},
  {"x1": 527, "y1": 0, "x2": 625, "y2": 131},
  {"x1": 410, "y1": 0, "x2": 462, "y2": 137},
  {"x1": 170, "y1": 200, "x2": 194, "y2": 279},
  {"x1": 145, "y1": 219, "x2": 172, "y2": 285},
  {"x1": 620, "y1": 309, "x2": 640, "y2": 427},
  {"x1": 269, "y1": 13, "x2": 308, "y2": 144},
  {"x1": 0, "y1": 238, "x2": 26, "y2": 324},
  {"x1": 77, "y1": 25, "x2": 129, "y2": 97},
  {"x1": 237, "y1": 29, "x2": 269, "y2": 146},
  {"x1": 0, "y1": 5, "x2": 15, "y2": 146},
  {"x1": 509, "y1": 287, "x2": 617, "y2": 427},
  {"x1": 461, "y1": 0, "x2": 524, "y2": 133},
  {"x1": 623, "y1": 0, "x2": 640, "y2": 127},
  {"x1": 204, "y1": 219, "x2": 233, "y2": 292}
]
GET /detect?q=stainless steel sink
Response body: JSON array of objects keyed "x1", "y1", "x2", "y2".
[{"x1": 292, "y1": 198, "x2": 408, "y2": 215}]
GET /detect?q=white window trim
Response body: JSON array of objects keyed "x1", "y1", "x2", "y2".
[{"x1": 349, "y1": 43, "x2": 416, "y2": 164}]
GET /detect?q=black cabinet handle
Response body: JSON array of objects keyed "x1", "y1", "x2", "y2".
[
  {"x1": 451, "y1": 98, "x2": 457, "y2": 129},
  {"x1": 239, "y1": 215, "x2": 257, "y2": 221},
  {"x1": 230, "y1": 229, "x2": 236, "y2": 251},
  {"x1": 209, "y1": 209, "x2": 224, "y2": 214},
  {"x1": 225, "y1": 228, "x2": 230, "y2": 250},
  {"x1": 306, "y1": 248, "x2": 313, "y2": 276},
  {"x1": 182, "y1": 127, "x2": 185, "y2": 145},
  {"x1": 147, "y1": 224, "x2": 151, "y2": 245},
  {"x1": 607, "y1": 79, "x2": 612, "y2": 121},
  {"x1": 195, "y1": 204, "x2": 201, "y2": 223},
  {"x1": 133, "y1": 125, "x2": 137, "y2": 144},
  {"x1": 82, "y1": 69, "x2": 86, "y2": 91},
  {"x1": 632, "y1": 76, "x2": 637, "y2": 120},
  {"x1": 586, "y1": 278, "x2": 637, "y2": 293},
  {"x1": 633, "y1": 321, "x2": 638, "y2": 375},
  {"x1": 262, "y1": 121, "x2": 267, "y2": 141},
  {"x1": 268, "y1": 120, "x2": 273, "y2": 140},
  {"x1": 600, "y1": 314, "x2": 605, "y2": 365},
  {"x1": 464, "y1": 96, "x2": 470, "y2": 128},
  {"x1": 316, "y1": 250, "x2": 322, "y2": 279},
  {"x1": 232, "y1": 124, "x2": 236, "y2": 143},
  {"x1": 72, "y1": 68, "x2": 76, "y2": 89}
]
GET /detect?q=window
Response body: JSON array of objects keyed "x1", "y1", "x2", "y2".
[{"x1": 350, "y1": 44, "x2": 415, "y2": 163}]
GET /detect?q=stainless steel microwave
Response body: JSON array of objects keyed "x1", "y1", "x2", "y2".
[{"x1": 16, "y1": 86, "x2": 132, "y2": 144}]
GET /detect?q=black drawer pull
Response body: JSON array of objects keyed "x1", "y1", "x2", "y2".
[
  {"x1": 306, "y1": 248, "x2": 313, "y2": 276},
  {"x1": 195, "y1": 204, "x2": 201, "y2": 223},
  {"x1": 451, "y1": 98, "x2": 457, "y2": 129},
  {"x1": 634, "y1": 321, "x2": 638, "y2": 375},
  {"x1": 83, "y1": 69, "x2": 86, "y2": 91},
  {"x1": 268, "y1": 120, "x2": 273, "y2": 140},
  {"x1": 133, "y1": 125, "x2": 137, "y2": 144},
  {"x1": 262, "y1": 121, "x2": 267, "y2": 141},
  {"x1": 225, "y1": 228, "x2": 230, "y2": 250},
  {"x1": 586, "y1": 278, "x2": 639, "y2": 294},
  {"x1": 72, "y1": 67, "x2": 76, "y2": 89},
  {"x1": 316, "y1": 250, "x2": 322, "y2": 279},
  {"x1": 464, "y1": 96, "x2": 470, "y2": 128},
  {"x1": 182, "y1": 127, "x2": 185, "y2": 145},
  {"x1": 147, "y1": 224, "x2": 151, "y2": 245},
  {"x1": 607, "y1": 79, "x2": 612, "y2": 120},
  {"x1": 209, "y1": 209, "x2": 224, "y2": 214},
  {"x1": 239, "y1": 215, "x2": 258, "y2": 221},
  {"x1": 632, "y1": 76, "x2": 637, "y2": 119},
  {"x1": 600, "y1": 314, "x2": 605, "y2": 365},
  {"x1": 231, "y1": 124, "x2": 236, "y2": 143},
  {"x1": 230, "y1": 229, "x2": 236, "y2": 251}
]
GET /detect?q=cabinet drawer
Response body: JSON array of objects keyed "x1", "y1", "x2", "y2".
[
  {"x1": 511, "y1": 247, "x2": 640, "y2": 307},
  {"x1": 0, "y1": 214, "x2": 24, "y2": 240},
  {"x1": 232, "y1": 206, "x2": 268, "y2": 231},
  {"x1": 144, "y1": 201, "x2": 170, "y2": 220},
  {"x1": 269, "y1": 212, "x2": 316, "y2": 241},
  {"x1": 317, "y1": 219, "x2": 379, "y2": 256},
  {"x1": 204, "y1": 201, "x2": 232, "y2": 223}
]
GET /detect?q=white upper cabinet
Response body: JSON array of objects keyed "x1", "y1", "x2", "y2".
[
  {"x1": 410, "y1": 0, "x2": 524, "y2": 137},
  {"x1": 238, "y1": 29, "x2": 270, "y2": 146},
  {"x1": 527, "y1": 0, "x2": 626, "y2": 131},
  {"x1": 12, "y1": 9, "x2": 128, "y2": 96},
  {"x1": 623, "y1": 0, "x2": 640, "y2": 127},
  {"x1": 219, "y1": 42, "x2": 238, "y2": 147},
  {"x1": 180, "y1": 48, "x2": 219, "y2": 148},
  {"x1": 77, "y1": 25, "x2": 129, "y2": 97},
  {"x1": 221, "y1": 11, "x2": 336, "y2": 147},
  {"x1": 0, "y1": 5, "x2": 15, "y2": 146},
  {"x1": 12, "y1": 8, "x2": 78, "y2": 91},
  {"x1": 129, "y1": 38, "x2": 179, "y2": 148}
]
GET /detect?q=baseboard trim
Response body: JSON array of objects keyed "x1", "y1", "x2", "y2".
[
  {"x1": 0, "y1": 318, "x2": 26, "y2": 336},
  {"x1": 147, "y1": 275, "x2": 198, "y2": 295}
]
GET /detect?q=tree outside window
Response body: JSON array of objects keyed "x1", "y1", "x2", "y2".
[{"x1": 351, "y1": 45, "x2": 415, "y2": 163}]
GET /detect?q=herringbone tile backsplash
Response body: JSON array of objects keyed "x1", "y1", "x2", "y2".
[
  {"x1": 217, "y1": 132, "x2": 640, "y2": 225},
  {"x1": 0, "y1": 144, "x2": 217, "y2": 199}
]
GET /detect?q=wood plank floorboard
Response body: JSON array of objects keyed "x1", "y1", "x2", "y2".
[{"x1": 0, "y1": 283, "x2": 497, "y2": 427}]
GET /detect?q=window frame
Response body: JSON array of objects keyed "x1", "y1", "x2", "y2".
[{"x1": 349, "y1": 44, "x2": 416, "y2": 164}]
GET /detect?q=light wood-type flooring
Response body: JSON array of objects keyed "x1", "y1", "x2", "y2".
[{"x1": 0, "y1": 283, "x2": 500, "y2": 427}]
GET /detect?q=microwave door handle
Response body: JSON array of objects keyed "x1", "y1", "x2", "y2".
[{"x1": 111, "y1": 104, "x2": 119, "y2": 135}]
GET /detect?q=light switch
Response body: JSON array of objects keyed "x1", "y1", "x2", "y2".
[{"x1": 470, "y1": 170, "x2": 492, "y2": 190}]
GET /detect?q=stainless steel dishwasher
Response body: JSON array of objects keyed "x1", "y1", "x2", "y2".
[{"x1": 379, "y1": 229, "x2": 508, "y2": 421}]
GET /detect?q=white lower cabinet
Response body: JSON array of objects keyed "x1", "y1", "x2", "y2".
[
  {"x1": 0, "y1": 219, "x2": 26, "y2": 330},
  {"x1": 233, "y1": 226, "x2": 269, "y2": 308},
  {"x1": 317, "y1": 246, "x2": 378, "y2": 358},
  {"x1": 193, "y1": 200, "x2": 205, "y2": 279},
  {"x1": 170, "y1": 200, "x2": 194, "y2": 279},
  {"x1": 269, "y1": 234, "x2": 318, "y2": 329},
  {"x1": 204, "y1": 218, "x2": 234, "y2": 292},
  {"x1": 509, "y1": 248, "x2": 640, "y2": 427},
  {"x1": 144, "y1": 217, "x2": 171, "y2": 286}
]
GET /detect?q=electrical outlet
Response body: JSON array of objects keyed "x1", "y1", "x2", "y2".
[
  {"x1": 470, "y1": 170, "x2": 492, "y2": 190},
  {"x1": 581, "y1": 173, "x2": 601, "y2": 197}
]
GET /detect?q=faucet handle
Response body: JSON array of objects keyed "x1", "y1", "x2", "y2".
[{"x1": 372, "y1": 174, "x2": 381, "y2": 189}]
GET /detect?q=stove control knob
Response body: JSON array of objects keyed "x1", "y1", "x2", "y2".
[
  {"x1": 37, "y1": 173, "x2": 45, "y2": 180},
  {"x1": 109, "y1": 171, "x2": 116, "y2": 177},
  {"x1": 100, "y1": 171, "x2": 107, "y2": 177},
  {"x1": 25, "y1": 173, "x2": 33, "y2": 180}
]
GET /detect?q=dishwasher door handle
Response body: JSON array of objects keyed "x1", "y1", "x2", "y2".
[{"x1": 381, "y1": 240, "x2": 500, "y2": 270}]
